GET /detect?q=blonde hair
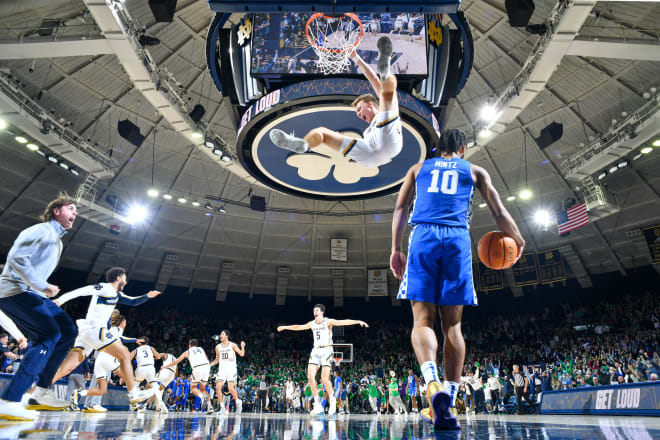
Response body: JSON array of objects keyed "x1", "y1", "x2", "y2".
[
  {"x1": 40, "y1": 192, "x2": 75, "y2": 222},
  {"x1": 351, "y1": 94, "x2": 378, "y2": 108}
]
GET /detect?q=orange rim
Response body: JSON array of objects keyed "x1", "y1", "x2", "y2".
[{"x1": 305, "y1": 13, "x2": 364, "y2": 54}]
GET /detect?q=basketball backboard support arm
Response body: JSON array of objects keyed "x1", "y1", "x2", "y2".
[{"x1": 208, "y1": 1, "x2": 461, "y2": 14}]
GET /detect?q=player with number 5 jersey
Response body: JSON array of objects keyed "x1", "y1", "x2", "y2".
[
  {"x1": 277, "y1": 304, "x2": 369, "y2": 416},
  {"x1": 390, "y1": 129, "x2": 525, "y2": 430}
]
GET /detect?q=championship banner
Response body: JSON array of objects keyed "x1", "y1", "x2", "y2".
[
  {"x1": 537, "y1": 249, "x2": 566, "y2": 284},
  {"x1": 476, "y1": 261, "x2": 503, "y2": 291},
  {"x1": 541, "y1": 381, "x2": 660, "y2": 416},
  {"x1": 512, "y1": 253, "x2": 539, "y2": 287},
  {"x1": 643, "y1": 224, "x2": 660, "y2": 264},
  {"x1": 367, "y1": 269, "x2": 389, "y2": 296},
  {"x1": 330, "y1": 238, "x2": 347, "y2": 262}
]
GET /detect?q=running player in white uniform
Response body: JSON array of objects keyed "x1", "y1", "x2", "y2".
[
  {"x1": 72, "y1": 312, "x2": 141, "y2": 412},
  {"x1": 151, "y1": 349, "x2": 177, "y2": 413},
  {"x1": 209, "y1": 330, "x2": 245, "y2": 415},
  {"x1": 163, "y1": 339, "x2": 213, "y2": 413},
  {"x1": 269, "y1": 36, "x2": 402, "y2": 168},
  {"x1": 277, "y1": 304, "x2": 368, "y2": 416},
  {"x1": 52, "y1": 267, "x2": 160, "y2": 405},
  {"x1": 130, "y1": 337, "x2": 166, "y2": 412}
]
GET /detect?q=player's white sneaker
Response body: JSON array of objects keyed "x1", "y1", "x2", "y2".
[
  {"x1": 128, "y1": 388, "x2": 154, "y2": 405},
  {"x1": 0, "y1": 400, "x2": 39, "y2": 420},
  {"x1": 328, "y1": 397, "x2": 337, "y2": 416},
  {"x1": 26, "y1": 388, "x2": 69, "y2": 411},
  {"x1": 376, "y1": 36, "x2": 393, "y2": 80},
  {"x1": 269, "y1": 129, "x2": 309, "y2": 154},
  {"x1": 157, "y1": 402, "x2": 168, "y2": 414},
  {"x1": 310, "y1": 402, "x2": 324, "y2": 416},
  {"x1": 236, "y1": 399, "x2": 243, "y2": 415}
]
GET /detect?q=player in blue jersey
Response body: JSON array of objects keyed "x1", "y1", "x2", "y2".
[
  {"x1": 390, "y1": 129, "x2": 525, "y2": 430},
  {"x1": 407, "y1": 369, "x2": 419, "y2": 413},
  {"x1": 333, "y1": 369, "x2": 343, "y2": 415}
]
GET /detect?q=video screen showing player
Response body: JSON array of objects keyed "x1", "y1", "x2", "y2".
[{"x1": 251, "y1": 12, "x2": 427, "y2": 76}]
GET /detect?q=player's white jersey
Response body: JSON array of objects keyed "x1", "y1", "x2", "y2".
[
  {"x1": 160, "y1": 353, "x2": 176, "y2": 372},
  {"x1": 136, "y1": 345, "x2": 155, "y2": 367},
  {"x1": 59, "y1": 283, "x2": 118, "y2": 329},
  {"x1": 216, "y1": 342, "x2": 236, "y2": 366},
  {"x1": 188, "y1": 346, "x2": 209, "y2": 367},
  {"x1": 106, "y1": 325, "x2": 124, "y2": 340},
  {"x1": 311, "y1": 318, "x2": 332, "y2": 348}
]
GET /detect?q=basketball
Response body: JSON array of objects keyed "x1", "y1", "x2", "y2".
[{"x1": 477, "y1": 231, "x2": 518, "y2": 270}]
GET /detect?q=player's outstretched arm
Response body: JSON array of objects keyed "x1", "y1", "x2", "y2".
[
  {"x1": 350, "y1": 48, "x2": 381, "y2": 95},
  {"x1": 472, "y1": 165, "x2": 525, "y2": 261},
  {"x1": 152, "y1": 347, "x2": 162, "y2": 360},
  {"x1": 277, "y1": 322, "x2": 313, "y2": 332},
  {"x1": 209, "y1": 346, "x2": 220, "y2": 368},
  {"x1": 234, "y1": 341, "x2": 246, "y2": 357},
  {"x1": 328, "y1": 319, "x2": 369, "y2": 328},
  {"x1": 53, "y1": 285, "x2": 97, "y2": 307},
  {"x1": 117, "y1": 290, "x2": 161, "y2": 306},
  {"x1": 390, "y1": 164, "x2": 420, "y2": 280},
  {"x1": 164, "y1": 351, "x2": 188, "y2": 369}
]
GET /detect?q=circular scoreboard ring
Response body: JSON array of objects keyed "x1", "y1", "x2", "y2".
[{"x1": 236, "y1": 78, "x2": 440, "y2": 201}]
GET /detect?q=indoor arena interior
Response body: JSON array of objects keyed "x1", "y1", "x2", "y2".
[{"x1": 0, "y1": 0, "x2": 658, "y2": 438}]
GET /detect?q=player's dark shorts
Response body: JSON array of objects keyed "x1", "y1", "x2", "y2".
[{"x1": 397, "y1": 223, "x2": 477, "y2": 306}]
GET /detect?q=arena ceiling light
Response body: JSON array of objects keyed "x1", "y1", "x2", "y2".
[
  {"x1": 59, "y1": 162, "x2": 69, "y2": 170},
  {"x1": 177, "y1": 197, "x2": 187, "y2": 204},
  {"x1": 163, "y1": 194, "x2": 173, "y2": 200},
  {"x1": 632, "y1": 153, "x2": 643, "y2": 161},
  {"x1": 618, "y1": 161, "x2": 628, "y2": 168},
  {"x1": 479, "y1": 202, "x2": 487, "y2": 208},
  {"x1": 126, "y1": 205, "x2": 148, "y2": 225},
  {"x1": 26, "y1": 143, "x2": 39, "y2": 151},
  {"x1": 221, "y1": 155, "x2": 231, "y2": 163},
  {"x1": 533, "y1": 209, "x2": 552, "y2": 228},
  {"x1": 47, "y1": 155, "x2": 58, "y2": 164},
  {"x1": 70, "y1": 169, "x2": 79, "y2": 176},
  {"x1": 478, "y1": 129, "x2": 492, "y2": 139},
  {"x1": 641, "y1": 147, "x2": 653, "y2": 154},
  {"x1": 191, "y1": 201, "x2": 200, "y2": 207},
  {"x1": 218, "y1": 205, "x2": 227, "y2": 214},
  {"x1": 147, "y1": 188, "x2": 159, "y2": 198},
  {"x1": 191, "y1": 131, "x2": 203, "y2": 140},
  {"x1": 519, "y1": 188, "x2": 533, "y2": 200},
  {"x1": 506, "y1": 195, "x2": 516, "y2": 202},
  {"x1": 15, "y1": 136, "x2": 27, "y2": 144},
  {"x1": 0, "y1": 118, "x2": 6, "y2": 130},
  {"x1": 609, "y1": 166, "x2": 618, "y2": 174},
  {"x1": 204, "y1": 203, "x2": 213, "y2": 211},
  {"x1": 653, "y1": 139, "x2": 660, "y2": 147},
  {"x1": 598, "y1": 172, "x2": 607, "y2": 180},
  {"x1": 480, "y1": 104, "x2": 498, "y2": 122},
  {"x1": 212, "y1": 148, "x2": 223, "y2": 157}
]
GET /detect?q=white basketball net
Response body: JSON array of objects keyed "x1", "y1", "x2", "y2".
[{"x1": 306, "y1": 14, "x2": 363, "y2": 75}]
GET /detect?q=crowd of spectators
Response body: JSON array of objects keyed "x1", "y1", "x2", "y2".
[{"x1": 1, "y1": 289, "x2": 657, "y2": 415}]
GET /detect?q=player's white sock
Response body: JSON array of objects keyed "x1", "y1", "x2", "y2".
[
  {"x1": 152, "y1": 384, "x2": 162, "y2": 406},
  {"x1": 421, "y1": 361, "x2": 440, "y2": 385},
  {"x1": 443, "y1": 381, "x2": 459, "y2": 407}
]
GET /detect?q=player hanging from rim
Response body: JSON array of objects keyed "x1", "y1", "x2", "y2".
[
  {"x1": 269, "y1": 36, "x2": 403, "y2": 168},
  {"x1": 51, "y1": 267, "x2": 161, "y2": 406},
  {"x1": 72, "y1": 311, "x2": 141, "y2": 413},
  {"x1": 130, "y1": 337, "x2": 166, "y2": 412},
  {"x1": 390, "y1": 129, "x2": 525, "y2": 430},
  {"x1": 209, "y1": 330, "x2": 246, "y2": 416},
  {"x1": 163, "y1": 339, "x2": 213, "y2": 414},
  {"x1": 277, "y1": 304, "x2": 369, "y2": 416}
]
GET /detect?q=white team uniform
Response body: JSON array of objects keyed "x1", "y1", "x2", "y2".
[
  {"x1": 57, "y1": 283, "x2": 149, "y2": 357},
  {"x1": 341, "y1": 110, "x2": 403, "y2": 167},
  {"x1": 308, "y1": 318, "x2": 333, "y2": 367},
  {"x1": 93, "y1": 326, "x2": 123, "y2": 380},
  {"x1": 135, "y1": 345, "x2": 158, "y2": 385},
  {"x1": 215, "y1": 342, "x2": 238, "y2": 383},
  {"x1": 188, "y1": 347, "x2": 210, "y2": 383},
  {"x1": 156, "y1": 354, "x2": 177, "y2": 387},
  {"x1": 58, "y1": 283, "x2": 121, "y2": 357},
  {"x1": 285, "y1": 381, "x2": 295, "y2": 400}
]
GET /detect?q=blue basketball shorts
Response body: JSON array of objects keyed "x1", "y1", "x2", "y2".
[{"x1": 397, "y1": 223, "x2": 478, "y2": 306}]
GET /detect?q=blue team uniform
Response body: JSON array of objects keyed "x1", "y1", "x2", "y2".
[
  {"x1": 333, "y1": 376, "x2": 342, "y2": 398},
  {"x1": 397, "y1": 157, "x2": 477, "y2": 306},
  {"x1": 407, "y1": 375, "x2": 417, "y2": 396}
]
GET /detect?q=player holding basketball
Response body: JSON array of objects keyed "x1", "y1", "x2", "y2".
[
  {"x1": 277, "y1": 304, "x2": 368, "y2": 416},
  {"x1": 209, "y1": 330, "x2": 245, "y2": 415},
  {"x1": 390, "y1": 129, "x2": 525, "y2": 430},
  {"x1": 269, "y1": 36, "x2": 402, "y2": 167}
]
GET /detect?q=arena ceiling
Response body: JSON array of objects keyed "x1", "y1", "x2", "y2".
[{"x1": 0, "y1": 0, "x2": 659, "y2": 300}]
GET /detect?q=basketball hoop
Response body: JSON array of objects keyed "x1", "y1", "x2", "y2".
[{"x1": 305, "y1": 13, "x2": 364, "y2": 75}]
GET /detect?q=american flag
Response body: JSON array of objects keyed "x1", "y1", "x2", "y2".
[{"x1": 557, "y1": 202, "x2": 590, "y2": 234}]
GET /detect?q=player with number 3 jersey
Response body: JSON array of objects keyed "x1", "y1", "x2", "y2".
[
  {"x1": 390, "y1": 129, "x2": 525, "y2": 430},
  {"x1": 277, "y1": 304, "x2": 369, "y2": 416}
]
